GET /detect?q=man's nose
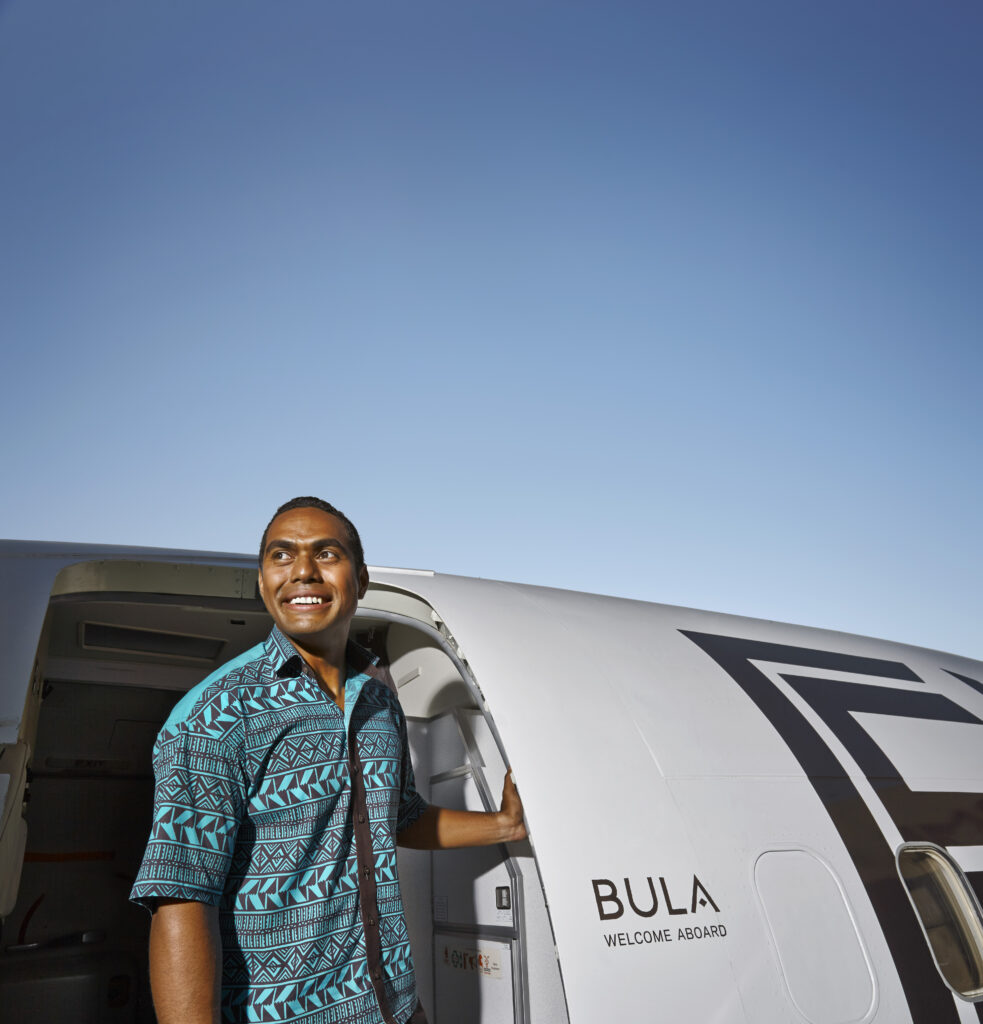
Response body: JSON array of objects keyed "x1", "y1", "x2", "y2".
[{"x1": 292, "y1": 551, "x2": 322, "y2": 580}]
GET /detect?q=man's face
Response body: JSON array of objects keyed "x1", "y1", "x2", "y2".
[{"x1": 257, "y1": 507, "x2": 368, "y2": 647}]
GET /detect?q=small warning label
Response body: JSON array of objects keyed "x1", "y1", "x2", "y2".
[{"x1": 441, "y1": 944, "x2": 502, "y2": 978}]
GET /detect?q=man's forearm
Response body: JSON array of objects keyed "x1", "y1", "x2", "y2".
[
  {"x1": 397, "y1": 804, "x2": 526, "y2": 849},
  {"x1": 149, "y1": 899, "x2": 222, "y2": 1024},
  {"x1": 398, "y1": 768, "x2": 527, "y2": 850}
]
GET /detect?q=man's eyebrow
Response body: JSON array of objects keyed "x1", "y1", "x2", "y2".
[{"x1": 263, "y1": 537, "x2": 347, "y2": 556}]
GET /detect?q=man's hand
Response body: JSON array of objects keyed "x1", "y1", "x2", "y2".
[
  {"x1": 497, "y1": 768, "x2": 528, "y2": 843},
  {"x1": 397, "y1": 768, "x2": 528, "y2": 849}
]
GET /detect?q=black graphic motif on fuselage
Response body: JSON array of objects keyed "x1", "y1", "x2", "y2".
[{"x1": 681, "y1": 631, "x2": 983, "y2": 1024}]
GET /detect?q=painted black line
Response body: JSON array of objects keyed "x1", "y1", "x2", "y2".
[
  {"x1": 681, "y1": 630, "x2": 960, "y2": 1024},
  {"x1": 947, "y1": 669, "x2": 983, "y2": 699}
]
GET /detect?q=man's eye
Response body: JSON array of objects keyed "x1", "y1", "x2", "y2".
[
  {"x1": 318, "y1": 549, "x2": 339, "y2": 560},
  {"x1": 271, "y1": 550, "x2": 290, "y2": 561}
]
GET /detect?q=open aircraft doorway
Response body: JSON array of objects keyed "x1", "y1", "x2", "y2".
[{"x1": 0, "y1": 553, "x2": 566, "y2": 1024}]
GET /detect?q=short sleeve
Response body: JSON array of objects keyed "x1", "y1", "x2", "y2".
[
  {"x1": 394, "y1": 705, "x2": 429, "y2": 834},
  {"x1": 130, "y1": 720, "x2": 248, "y2": 911}
]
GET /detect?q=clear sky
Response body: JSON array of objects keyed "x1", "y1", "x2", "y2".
[{"x1": 1, "y1": 1, "x2": 980, "y2": 659}]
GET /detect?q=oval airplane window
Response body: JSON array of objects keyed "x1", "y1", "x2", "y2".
[
  {"x1": 896, "y1": 843, "x2": 983, "y2": 1000},
  {"x1": 754, "y1": 849, "x2": 875, "y2": 1024}
]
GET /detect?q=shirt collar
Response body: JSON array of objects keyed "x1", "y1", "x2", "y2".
[{"x1": 266, "y1": 625, "x2": 381, "y2": 684}]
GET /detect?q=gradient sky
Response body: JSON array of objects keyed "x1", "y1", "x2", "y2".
[{"x1": 1, "y1": 0, "x2": 980, "y2": 658}]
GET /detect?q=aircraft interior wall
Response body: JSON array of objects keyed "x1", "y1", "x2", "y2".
[{"x1": 0, "y1": 569, "x2": 567, "y2": 1024}]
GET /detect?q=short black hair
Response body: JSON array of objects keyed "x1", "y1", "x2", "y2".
[{"x1": 259, "y1": 497, "x2": 365, "y2": 569}]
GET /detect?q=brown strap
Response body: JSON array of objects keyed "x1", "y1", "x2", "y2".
[{"x1": 348, "y1": 738, "x2": 398, "y2": 1024}]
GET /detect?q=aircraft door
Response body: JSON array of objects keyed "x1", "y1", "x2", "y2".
[
  {"x1": 0, "y1": 551, "x2": 62, "y2": 929},
  {"x1": 0, "y1": 740, "x2": 30, "y2": 921},
  {"x1": 363, "y1": 589, "x2": 569, "y2": 1024},
  {"x1": 429, "y1": 710, "x2": 523, "y2": 1024}
]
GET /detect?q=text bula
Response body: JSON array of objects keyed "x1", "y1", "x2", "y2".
[{"x1": 592, "y1": 875, "x2": 720, "y2": 921}]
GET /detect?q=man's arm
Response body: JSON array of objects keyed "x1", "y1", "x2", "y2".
[
  {"x1": 149, "y1": 899, "x2": 222, "y2": 1024},
  {"x1": 397, "y1": 769, "x2": 527, "y2": 850}
]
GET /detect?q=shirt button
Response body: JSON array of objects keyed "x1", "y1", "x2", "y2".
[
  {"x1": 368, "y1": 917, "x2": 376, "y2": 927},
  {"x1": 372, "y1": 968, "x2": 382, "y2": 981},
  {"x1": 363, "y1": 866, "x2": 370, "y2": 878},
  {"x1": 358, "y1": 813, "x2": 366, "y2": 823}
]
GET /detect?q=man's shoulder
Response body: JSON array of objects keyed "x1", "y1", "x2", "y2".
[
  {"x1": 354, "y1": 677, "x2": 410, "y2": 741},
  {"x1": 157, "y1": 638, "x2": 273, "y2": 743},
  {"x1": 360, "y1": 674, "x2": 402, "y2": 708}
]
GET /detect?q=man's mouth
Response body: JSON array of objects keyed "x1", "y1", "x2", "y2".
[{"x1": 286, "y1": 596, "x2": 327, "y2": 606}]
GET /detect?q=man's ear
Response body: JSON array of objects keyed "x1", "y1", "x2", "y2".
[
  {"x1": 358, "y1": 564, "x2": 369, "y2": 600},
  {"x1": 257, "y1": 568, "x2": 268, "y2": 607}
]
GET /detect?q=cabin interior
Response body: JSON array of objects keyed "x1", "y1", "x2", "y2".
[{"x1": 0, "y1": 560, "x2": 568, "y2": 1024}]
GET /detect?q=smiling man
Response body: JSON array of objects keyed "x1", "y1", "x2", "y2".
[{"x1": 131, "y1": 496, "x2": 526, "y2": 1024}]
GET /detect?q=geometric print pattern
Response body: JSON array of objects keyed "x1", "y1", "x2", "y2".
[{"x1": 131, "y1": 627, "x2": 429, "y2": 1024}]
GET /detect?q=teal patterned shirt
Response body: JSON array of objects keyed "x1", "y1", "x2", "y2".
[{"x1": 131, "y1": 627, "x2": 428, "y2": 1024}]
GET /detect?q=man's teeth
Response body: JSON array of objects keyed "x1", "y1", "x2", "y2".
[{"x1": 289, "y1": 596, "x2": 323, "y2": 605}]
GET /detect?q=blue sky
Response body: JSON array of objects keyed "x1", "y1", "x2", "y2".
[{"x1": 1, "y1": 1, "x2": 980, "y2": 658}]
